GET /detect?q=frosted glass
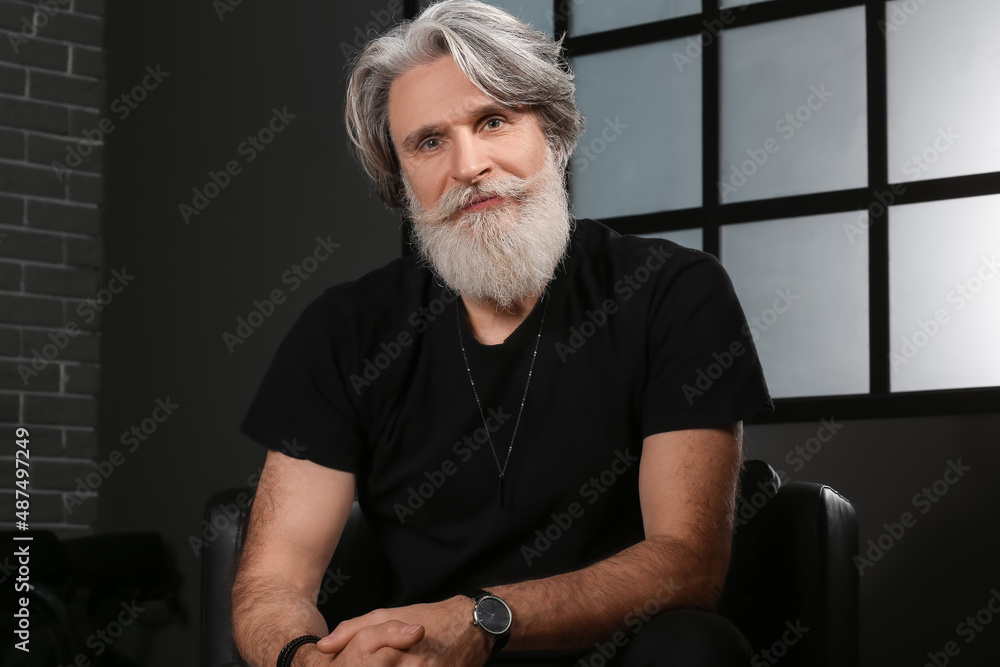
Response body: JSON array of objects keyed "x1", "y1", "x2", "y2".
[
  {"x1": 889, "y1": 195, "x2": 1000, "y2": 392},
  {"x1": 886, "y1": 0, "x2": 1000, "y2": 182},
  {"x1": 639, "y1": 228, "x2": 703, "y2": 251},
  {"x1": 571, "y1": 40, "x2": 701, "y2": 220},
  {"x1": 721, "y1": 213, "x2": 870, "y2": 398},
  {"x1": 719, "y1": 7, "x2": 868, "y2": 204},
  {"x1": 572, "y1": 0, "x2": 700, "y2": 36},
  {"x1": 483, "y1": 0, "x2": 554, "y2": 35}
]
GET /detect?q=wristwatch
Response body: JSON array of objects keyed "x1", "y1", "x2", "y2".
[{"x1": 469, "y1": 590, "x2": 512, "y2": 654}]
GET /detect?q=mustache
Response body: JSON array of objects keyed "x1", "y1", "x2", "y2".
[{"x1": 413, "y1": 173, "x2": 537, "y2": 226}]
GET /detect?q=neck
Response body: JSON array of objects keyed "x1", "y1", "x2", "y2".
[{"x1": 461, "y1": 293, "x2": 541, "y2": 346}]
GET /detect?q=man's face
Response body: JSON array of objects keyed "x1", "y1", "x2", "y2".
[
  {"x1": 388, "y1": 55, "x2": 550, "y2": 214},
  {"x1": 386, "y1": 55, "x2": 572, "y2": 309}
]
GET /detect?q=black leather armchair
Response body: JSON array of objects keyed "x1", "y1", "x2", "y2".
[{"x1": 200, "y1": 460, "x2": 857, "y2": 666}]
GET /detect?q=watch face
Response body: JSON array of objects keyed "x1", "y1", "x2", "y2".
[{"x1": 475, "y1": 596, "x2": 512, "y2": 635}]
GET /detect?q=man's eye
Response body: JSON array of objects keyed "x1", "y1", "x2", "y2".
[
  {"x1": 421, "y1": 137, "x2": 441, "y2": 150},
  {"x1": 485, "y1": 118, "x2": 504, "y2": 130}
]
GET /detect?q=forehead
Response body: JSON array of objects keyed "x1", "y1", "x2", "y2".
[{"x1": 387, "y1": 55, "x2": 503, "y2": 145}]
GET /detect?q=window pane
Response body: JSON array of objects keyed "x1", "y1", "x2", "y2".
[
  {"x1": 572, "y1": 40, "x2": 701, "y2": 220},
  {"x1": 721, "y1": 0, "x2": 771, "y2": 8},
  {"x1": 889, "y1": 195, "x2": 1000, "y2": 392},
  {"x1": 719, "y1": 7, "x2": 868, "y2": 204},
  {"x1": 572, "y1": 0, "x2": 700, "y2": 36},
  {"x1": 483, "y1": 0, "x2": 554, "y2": 35},
  {"x1": 721, "y1": 213, "x2": 870, "y2": 398},
  {"x1": 886, "y1": 0, "x2": 1000, "y2": 182},
  {"x1": 639, "y1": 228, "x2": 703, "y2": 251}
]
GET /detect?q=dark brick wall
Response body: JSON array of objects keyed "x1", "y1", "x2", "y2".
[{"x1": 0, "y1": 0, "x2": 105, "y2": 536}]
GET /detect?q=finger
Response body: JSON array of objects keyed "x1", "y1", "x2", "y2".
[
  {"x1": 316, "y1": 610, "x2": 388, "y2": 653},
  {"x1": 325, "y1": 620, "x2": 425, "y2": 657}
]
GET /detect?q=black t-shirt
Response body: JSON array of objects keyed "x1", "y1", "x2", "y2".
[{"x1": 240, "y1": 218, "x2": 773, "y2": 605}]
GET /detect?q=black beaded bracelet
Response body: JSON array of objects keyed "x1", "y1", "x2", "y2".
[{"x1": 276, "y1": 634, "x2": 321, "y2": 667}]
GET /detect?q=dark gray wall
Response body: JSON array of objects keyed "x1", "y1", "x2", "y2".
[{"x1": 101, "y1": 1, "x2": 402, "y2": 663}]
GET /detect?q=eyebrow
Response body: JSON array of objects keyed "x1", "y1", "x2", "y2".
[{"x1": 400, "y1": 103, "x2": 517, "y2": 154}]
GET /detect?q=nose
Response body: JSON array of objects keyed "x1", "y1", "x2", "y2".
[{"x1": 450, "y1": 131, "x2": 491, "y2": 186}]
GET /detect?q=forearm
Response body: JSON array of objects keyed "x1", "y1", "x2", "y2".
[
  {"x1": 492, "y1": 534, "x2": 726, "y2": 651},
  {"x1": 232, "y1": 571, "x2": 330, "y2": 667}
]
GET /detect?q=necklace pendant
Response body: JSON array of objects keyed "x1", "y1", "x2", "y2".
[{"x1": 498, "y1": 474, "x2": 504, "y2": 510}]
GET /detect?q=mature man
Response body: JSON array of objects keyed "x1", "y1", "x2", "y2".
[{"x1": 233, "y1": 2, "x2": 773, "y2": 666}]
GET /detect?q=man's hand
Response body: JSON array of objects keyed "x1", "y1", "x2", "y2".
[{"x1": 314, "y1": 596, "x2": 491, "y2": 666}]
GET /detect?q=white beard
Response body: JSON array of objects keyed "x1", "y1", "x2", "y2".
[{"x1": 404, "y1": 154, "x2": 572, "y2": 311}]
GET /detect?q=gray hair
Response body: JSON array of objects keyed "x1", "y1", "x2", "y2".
[{"x1": 345, "y1": 0, "x2": 586, "y2": 208}]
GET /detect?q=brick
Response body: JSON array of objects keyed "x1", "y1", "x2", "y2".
[
  {"x1": 29, "y1": 457, "x2": 96, "y2": 490},
  {"x1": 0, "y1": 260, "x2": 20, "y2": 289},
  {"x1": 67, "y1": 107, "x2": 100, "y2": 137},
  {"x1": 0, "y1": 96, "x2": 68, "y2": 134},
  {"x1": 0, "y1": 357, "x2": 57, "y2": 390},
  {"x1": 64, "y1": 428, "x2": 95, "y2": 457},
  {"x1": 22, "y1": 327, "x2": 98, "y2": 362},
  {"x1": 20, "y1": 424, "x2": 61, "y2": 455},
  {"x1": 65, "y1": 235, "x2": 100, "y2": 267},
  {"x1": 37, "y1": 10, "x2": 104, "y2": 48},
  {"x1": 29, "y1": 70, "x2": 104, "y2": 108},
  {"x1": 0, "y1": 161, "x2": 65, "y2": 197},
  {"x1": 23, "y1": 394, "x2": 96, "y2": 426},
  {"x1": 24, "y1": 265, "x2": 98, "y2": 297},
  {"x1": 0, "y1": 228, "x2": 62, "y2": 262},
  {"x1": 71, "y1": 44, "x2": 102, "y2": 77},
  {"x1": 0, "y1": 326, "x2": 19, "y2": 354},
  {"x1": 67, "y1": 171, "x2": 100, "y2": 203},
  {"x1": 0, "y1": 127, "x2": 24, "y2": 159},
  {"x1": 0, "y1": 293, "x2": 62, "y2": 326},
  {"x1": 0, "y1": 490, "x2": 64, "y2": 522},
  {"x1": 0, "y1": 30, "x2": 68, "y2": 70},
  {"x1": 74, "y1": 0, "x2": 105, "y2": 17},
  {"x1": 0, "y1": 194, "x2": 24, "y2": 223},
  {"x1": 0, "y1": 62, "x2": 25, "y2": 94},
  {"x1": 27, "y1": 133, "x2": 102, "y2": 174},
  {"x1": 0, "y1": 2, "x2": 33, "y2": 33},
  {"x1": 63, "y1": 362, "x2": 97, "y2": 394},
  {"x1": 63, "y1": 490, "x2": 97, "y2": 523},
  {"x1": 0, "y1": 390, "x2": 18, "y2": 421},
  {"x1": 64, "y1": 299, "x2": 98, "y2": 330},
  {"x1": 26, "y1": 198, "x2": 98, "y2": 233}
]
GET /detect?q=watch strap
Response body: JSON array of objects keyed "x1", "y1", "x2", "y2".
[{"x1": 276, "y1": 634, "x2": 320, "y2": 667}]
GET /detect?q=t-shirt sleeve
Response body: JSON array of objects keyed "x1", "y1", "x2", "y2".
[
  {"x1": 239, "y1": 293, "x2": 366, "y2": 472},
  {"x1": 641, "y1": 251, "x2": 773, "y2": 437}
]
